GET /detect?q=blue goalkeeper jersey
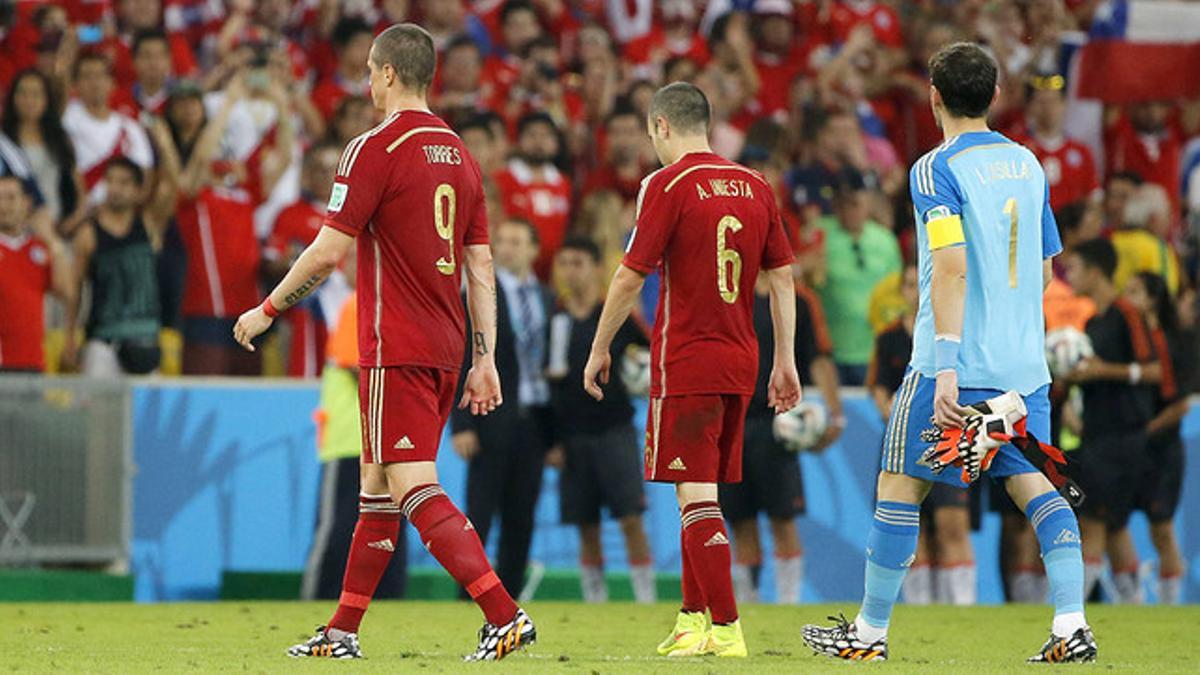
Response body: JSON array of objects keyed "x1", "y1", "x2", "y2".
[{"x1": 909, "y1": 130, "x2": 1062, "y2": 395}]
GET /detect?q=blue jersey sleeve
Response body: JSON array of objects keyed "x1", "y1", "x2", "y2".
[
  {"x1": 1040, "y1": 180, "x2": 1063, "y2": 259},
  {"x1": 910, "y1": 154, "x2": 965, "y2": 251}
]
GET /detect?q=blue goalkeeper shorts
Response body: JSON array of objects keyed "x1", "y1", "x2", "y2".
[{"x1": 880, "y1": 369, "x2": 1050, "y2": 487}]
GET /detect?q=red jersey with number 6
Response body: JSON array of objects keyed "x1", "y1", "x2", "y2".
[
  {"x1": 322, "y1": 110, "x2": 489, "y2": 371},
  {"x1": 623, "y1": 151, "x2": 794, "y2": 398}
]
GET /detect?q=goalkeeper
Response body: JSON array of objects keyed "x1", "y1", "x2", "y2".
[{"x1": 802, "y1": 42, "x2": 1094, "y2": 664}]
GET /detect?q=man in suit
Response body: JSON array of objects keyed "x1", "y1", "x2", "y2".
[{"x1": 452, "y1": 219, "x2": 554, "y2": 598}]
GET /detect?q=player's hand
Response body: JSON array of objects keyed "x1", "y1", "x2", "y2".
[
  {"x1": 583, "y1": 349, "x2": 611, "y2": 401},
  {"x1": 459, "y1": 360, "x2": 502, "y2": 415},
  {"x1": 767, "y1": 364, "x2": 802, "y2": 413},
  {"x1": 933, "y1": 370, "x2": 972, "y2": 429},
  {"x1": 451, "y1": 431, "x2": 481, "y2": 460},
  {"x1": 232, "y1": 305, "x2": 273, "y2": 351},
  {"x1": 545, "y1": 444, "x2": 565, "y2": 469}
]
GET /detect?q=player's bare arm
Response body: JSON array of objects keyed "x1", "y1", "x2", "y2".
[
  {"x1": 584, "y1": 264, "x2": 646, "y2": 401},
  {"x1": 459, "y1": 244, "x2": 502, "y2": 416},
  {"x1": 929, "y1": 245, "x2": 973, "y2": 427},
  {"x1": 233, "y1": 226, "x2": 353, "y2": 351},
  {"x1": 764, "y1": 265, "x2": 801, "y2": 414}
]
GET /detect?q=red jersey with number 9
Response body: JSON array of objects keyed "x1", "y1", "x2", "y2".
[
  {"x1": 322, "y1": 110, "x2": 489, "y2": 370},
  {"x1": 623, "y1": 151, "x2": 794, "y2": 398}
]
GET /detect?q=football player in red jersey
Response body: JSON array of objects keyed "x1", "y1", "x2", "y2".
[
  {"x1": 233, "y1": 24, "x2": 535, "y2": 662},
  {"x1": 584, "y1": 83, "x2": 802, "y2": 658}
]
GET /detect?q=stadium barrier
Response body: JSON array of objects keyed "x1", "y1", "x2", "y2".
[
  {"x1": 0, "y1": 376, "x2": 131, "y2": 567},
  {"x1": 2, "y1": 377, "x2": 1197, "y2": 604}
]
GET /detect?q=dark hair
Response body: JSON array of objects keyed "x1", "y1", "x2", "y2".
[
  {"x1": 559, "y1": 235, "x2": 601, "y2": 263},
  {"x1": 516, "y1": 110, "x2": 557, "y2": 139},
  {"x1": 1134, "y1": 272, "x2": 1177, "y2": 333},
  {"x1": 663, "y1": 55, "x2": 698, "y2": 82},
  {"x1": 456, "y1": 114, "x2": 496, "y2": 139},
  {"x1": 131, "y1": 29, "x2": 169, "y2": 57},
  {"x1": 73, "y1": 51, "x2": 112, "y2": 80},
  {"x1": 708, "y1": 12, "x2": 733, "y2": 50},
  {"x1": 929, "y1": 42, "x2": 997, "y2": 119},
  {"x1": 105, "y1": 156, "x2": 145, "y2": 185},
  {"x1": 371, "y1": 23, "x2": 436, "y2": 91},
  {"x1": 1072, "y1": 237, "x2": 1117, "y2": 280},
  {"x1": 333, "y1": 17, "x2": 373, "y2": 49},
  {"x1": 500, "y1": 0, "x2": 537, "y2": 25},
  {"x1": 444, "y1": 34, "x2": 481, "y2": 55},
  {"x1": 1, "y1": 69, "x2": 78, "y2": 212},
  {"x1": 606, "y1": 100, "x2": 639, "y2": 127},
  {"x1": 1054, "y1": 201, "x2": 1088, "y2": 236},
  {"x1": 1108, "y1": 170, "x2": 1143, "y2": 187},
  {"x1": 500, "y1": 218, "x2": 540, "y2": 247},
  {"x1": 649, "y1": 82, "x2": 710, "y2": 135}
]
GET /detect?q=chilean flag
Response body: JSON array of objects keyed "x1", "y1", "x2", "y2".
[{"x1": 1076, "y1": 0, "x2": 1200, "y2": 103}]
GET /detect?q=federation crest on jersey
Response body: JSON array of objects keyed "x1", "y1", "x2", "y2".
[
  {"x1": 328, "y1": 182, "x2": 349, "y2": 213},
  {"x1": 922, "y1": 204, "x2": 952, "y2": 224}
]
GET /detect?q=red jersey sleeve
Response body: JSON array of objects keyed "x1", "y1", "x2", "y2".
[
  {"x1": 323, "y1": 136, "x2": 389, "y2": 237},
  {"x1": 761, "y1": 197, "x2": 795, "y2": 270},
  {"x1": 622, "y1": 172, "x2": 678, "y2": 274},
  {"x1": 464, "y1": 160, "x2": 489, "y2": 246}
]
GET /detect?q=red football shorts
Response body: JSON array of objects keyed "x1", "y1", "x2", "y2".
[
  {"x1": 359, "y1": 366, "x2": 458, "y2": 464},
  {"x1": 644, "y1": 394, "x2": 750, "y2": 483}
]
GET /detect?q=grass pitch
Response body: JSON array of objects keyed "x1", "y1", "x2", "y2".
[{"x1": 1, "y1": 601, "x2": 1197, "y2": 673}]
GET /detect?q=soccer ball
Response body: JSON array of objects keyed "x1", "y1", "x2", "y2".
[
  {"x1": 772, "y1": 400, "x2": 828, "y2": 452},
  {"x1": 619, "y1": 346, "x2": 651, "y2": 397},
  {"x1": 1045, "y1": 327, "x2": 1094, "y2": 378}
]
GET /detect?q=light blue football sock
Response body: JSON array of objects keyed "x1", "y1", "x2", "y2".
[
  {"x1": 858, "y1": 501, "x2": 920, "y2": 632},
  {"x1": 1026, "y1": 490, "x2": 1085, "y2": 623}
]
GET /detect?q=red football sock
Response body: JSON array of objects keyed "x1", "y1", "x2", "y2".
[
  {"x1": 328, "y1": 494, "x2": 401, "y2": 634},
  {"x1": 681, "y1": 501, "x2": 737, "y2": 624},
  {"x1": 401, "y1": 484, "x2": 518, "y2": 626},
  {"x1": 679, "y1": 528, "x2": 706, "y2": 613}
]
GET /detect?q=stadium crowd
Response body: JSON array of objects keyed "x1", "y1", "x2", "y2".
[{"x1": 0, "y1": 0, "x2": 1196, "y2": 606}]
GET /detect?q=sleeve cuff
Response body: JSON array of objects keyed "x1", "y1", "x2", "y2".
[
  {"x1": 621, "y1": 256, "x2": 655, "y2": 275},
  {"x1": 762, "y1": 252, "x2": 796, "y2": 270},
  {"x1": 322, "y1": 219, "x2": 360, "y2": 237}
]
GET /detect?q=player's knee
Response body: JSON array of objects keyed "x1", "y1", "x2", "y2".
[{"x1": 875, "y1": 472, "x2": 931, "y2": 504}]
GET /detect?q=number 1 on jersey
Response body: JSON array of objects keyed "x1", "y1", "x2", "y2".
[
  {"x1": 1003, "y1": 198, "x2": 1017, "y2": 288},
  {"x1": 434, "y1": 183, "x2": 456, "y2": 275},
  {"x1": 717, "y1": 215, "x2": 743, "y2": 303}
]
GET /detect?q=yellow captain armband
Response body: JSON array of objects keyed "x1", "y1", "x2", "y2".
[{"x1": 925, "y1": 214, "x2": 965, "y2": 251}]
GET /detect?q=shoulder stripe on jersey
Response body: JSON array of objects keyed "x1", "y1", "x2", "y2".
[
  {"x1": 662, "y1": 163, "x2": 768, "y2": 193},
  {"x1": 338, "y1": 111, "x2": 401, "y2": 177},
  {"x1": 386, "y1": 126, "x2": 460, "y2": 154},
  {"x1": 916, "y1": 137, "x2": 958, "y2": 196}
]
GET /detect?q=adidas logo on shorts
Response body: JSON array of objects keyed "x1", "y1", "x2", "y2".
[
  {"x1": 705, "y1": 532, "x2": 729, "y2": 547},
  {"x1": 1054, "y1": 529, "x2": 1080, "y2": 545},
  {"x1": 668, "y1": 457, "x2": 687, "y2": 470},
  {"x1": 368, "y1": 538, "x2": 395, "y2": 552},
  {"x1": 394, "y1": 436, "x2": 415, "y2": 450}
]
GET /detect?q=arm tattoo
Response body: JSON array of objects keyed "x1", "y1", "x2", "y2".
[
  {"x1": 473, "y1": 331, "x2": 488, "y2": 356},
  {"x1": 282, "y1": 274, "x2": 322, "y2": 308}
]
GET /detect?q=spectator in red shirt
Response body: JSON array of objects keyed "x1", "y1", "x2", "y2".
[
  {"x1": 580, "y1": 104, "x2": 654, "y2": 206},
  {"x1": 751, "y1": 0, "x2": 809, "y2": 120},
  {"x1": 1017, "y1": 73, "x2": 1100, "y2": 212},
  {"x1": 1106, "y1": 102, "x2": 1184, "y2": 228},
  {"x1": 105, "y1": 0, "x2": 199, "y2": 85},
  {"x1": 115, "y1": 30, "x2": 176, "y2": 117},
  {"x1": 263, "y1": 142, "x2": 341, "y2": 378},
  {"x1": 481, "y1": 0, "x2": 543, "y2": 113},
  {"x1": 494, "y1": 111, "x2": 571, "y2": 280},
  {"x1": 623, "y1": 0, "x2": 709, "y2": 80},
  {"x1": 310, "y1": 18, "x2": 373, "y2": 122},
  {"x1": 432, "y1": 35, "x2": 487, "y2": 124},
  {"x1": 0, "y1": 174, "x2": 72, "y2": 372}
]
